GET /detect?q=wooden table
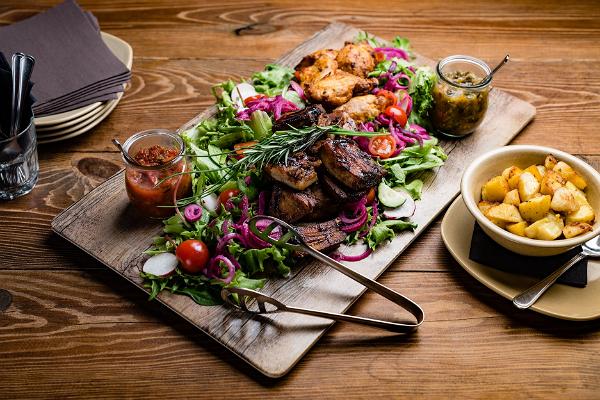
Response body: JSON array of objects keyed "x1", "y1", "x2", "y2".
[{"x1": 1, "y1": 1, "x2": 599, "y2": 397}]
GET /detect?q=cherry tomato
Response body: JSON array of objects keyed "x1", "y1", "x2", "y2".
[
  {"x1": 176, "y1": 239, "x2": 210, "y2": 274},
  {"x1": 368, "y1": 135, "x2": 396, "y2": 159},
  {"x1": 366, "y1": 187, "x2": 376, "y2": 204},
  {"x1": 374, "y1": 51, "x2": 386, "y2": 63},
  {"x1": 233, "y1": 141, "x2": 258, "y2": 159},
  {"x1": 376, "y1": 89, "x2": 397, "y2": 105},
  {"x1": 217, "y1": 188, "x2": 241, "y2": 208},
  {"x1": 384, "y1": 105, "x2": 407, "y2": 126},
  {"x1": 243, "y1": 94, "x2": 266, "y2": 106}
]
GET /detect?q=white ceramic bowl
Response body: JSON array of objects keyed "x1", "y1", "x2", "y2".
[{"x1": 461, "y1": 145, "x2": 600, "y2": 256}]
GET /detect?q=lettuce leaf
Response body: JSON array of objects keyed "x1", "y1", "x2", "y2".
[
  {"x1": 366, "y1": 219, "x2": 417, "y2": 250},
  {"x1": 252, "y1": 64, "x2": 294, "y2": 96}
]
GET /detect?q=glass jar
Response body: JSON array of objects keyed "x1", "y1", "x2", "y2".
[
  {"x1": 122, "y1": 129, "x2": 192, "y2": 218},
  {"x1": 431, "y1": 55, "x2": 492, "y2": 138}
]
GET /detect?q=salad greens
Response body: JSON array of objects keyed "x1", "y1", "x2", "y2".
[{"x1": 140, "y1": 33, "x2": 448, "y2": 306}]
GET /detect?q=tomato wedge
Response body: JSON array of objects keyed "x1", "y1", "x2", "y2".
[
  {"x1": 233, "y1": 141, "x2": 258, "y2": 159},
  {"x1": 217, "y1": 188, "x2": 241, "y2": 209},
  {"x1": 368, "y1": 135, "x2": 396, "y2": 159},
  {"x1": 384, "y1": 105, "x2": 407, "y2": 126},
  {"x1": 376, "y1": 89, "x2": 397, "y2": 106},
  {"x1": 374, "y1": 51, "x2": 386, "y2": 63},
  {"x1": 243, "y1": 94, "x2": 266, "y2": 106},
  {"x1": 366, "y1": 187, "x2": 376, "y2": 204}
]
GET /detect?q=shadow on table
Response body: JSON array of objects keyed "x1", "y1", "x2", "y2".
[{"x1": 445, "y1": 254, "x2": 600, "y2": 336}]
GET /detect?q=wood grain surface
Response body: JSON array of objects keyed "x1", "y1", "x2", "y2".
[{"x1": 1, "y1": 0, "x2": 600, "y2": 397}]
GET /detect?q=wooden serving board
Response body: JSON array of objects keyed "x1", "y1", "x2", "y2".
[{"x1": 52, "y1": 22, "x2": 536, "y2": 378}]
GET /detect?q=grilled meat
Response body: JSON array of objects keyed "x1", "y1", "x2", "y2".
[
  {"x1": 306, "y1": 71, "x2": 378, "y2": 108},
  {"x1": 296, "y1": 55, "x2": 338, "y2": 89},
  {"x1": 321, "y1": 173, "x2": 368, "y2": 202},
  {"x1": 320, "y1": 138, "x2": 386, "y2": 190},
  {"x1": 269, "y1": 184, "x2": 336, "y2": 223},
  {"x1": 273, "y1": 104, "x2": 325, "y2": 132},
  {"x1": 335, "y1": 42, "x2": 376, "y2": 78},
  {"x1": 333, "y1": 94, "x2": 394, "y2": 123},
  {"x1": 317, "y1": 111, "x2": 357, "y2": 131},
  {"x1": 264, "y1": 152, "x2": 322, "y2": 191},
  {"x1": 296, "y1": 218, "x2": 347, "y2": 252},
  {"x1": 296, "y1": 49, "x2": 339, "y2": 71}
]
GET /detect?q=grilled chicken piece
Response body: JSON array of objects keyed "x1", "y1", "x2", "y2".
[
  {"x1": 269, "y1": 184, "x2": 336, "y2": 223},
  {"x1": 321, "y1": 173, "x2": 368, "y2": 202},
  {"x1": 306, "y1": 71, "x2": 378, "y2": 108},
  {"x1": 317, "y1": 111, "x2": 357, "y2": 131},
  {"x1": 296, "y1": 218, "x2": 347, "y2": 252},
  {"x1": 264, "y1": 152, "x2": 322, "y2": 191},
  {"x1": 335, "y1": 42, "x2": 376, "y2": 78},
  {"x1": 296, "y1": 49, "x2": 339, "y2": 71},
  {"x1": 320, "y1": 138, "x2": 386, "y2": 191},
  {"x1": 296, "y1": 55, "x2": 338, "y2": 89},
  {"x1": 333, "y1": 94, "x2": 394, "y2": 123},
  {"x1": 273, "y1": 104, "x2": 325, "y2": 132}
]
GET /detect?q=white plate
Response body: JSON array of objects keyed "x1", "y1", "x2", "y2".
[
  {"x1": 34, "y1": 32, "x2": 133, "y2": 137},
  {"x1": 37, "y1": 103, "x2": 105, "y2": 133},
  {"x1": 37, "y1": 93, "x2": 121, "y2": 144},
  {"x1": 35, "y1": 101, "x2": 102, "y2": 127},
  {"x1": 441, "y1": 195, "x2": 600, "y2": 321}
]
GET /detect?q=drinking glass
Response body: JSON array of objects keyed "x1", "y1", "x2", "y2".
[{"x1": 0, "y1": 115, "x2": 39, "y2": 200}]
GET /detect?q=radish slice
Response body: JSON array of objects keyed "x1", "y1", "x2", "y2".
[
  {"x1": 382, "y1": 189, "x2": 416, "y2": 219},
  {"x1": 230, "y1": 83, "x2": 257, "y2": 109},
  {"x1": 200, "y1": 193, "x2": 218, "y2": 213},
  {"x1": 142, "y1": 253, "x2": 178, "y2": 277}
]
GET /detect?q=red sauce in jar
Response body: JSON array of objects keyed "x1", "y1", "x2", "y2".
[{"x1": 125, "y1": 145, "x2": 191, "y2": 218}]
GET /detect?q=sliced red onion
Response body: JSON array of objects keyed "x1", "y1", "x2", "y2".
[
  {"x1": 238, "y1": 195, "x2": 249, "y2": 224},
  {"x1": 244, "y1": 175, "x2": 252, "y2": 185},
  {"x1": 216, "y1": 232, "x2": 243, "y2": 254},
  {"x1": 331, "y1": 247, "x2": 373, "y2": 262},
  {"x1": 222, "y1": 219, "x2": 230, "y2": 235},
  {"x1": 258, "y1": 191, "x2": 268, "y2": 215},
  {"x1": 184, "y1": 204, "x2": 202, "y2": 223},
  {"x1": 374, "y1": 47, "x2": 409, "y2": 61},
  {"x1": 289, "y1": 80, "x2": 306, "y2": 100},
  {"x1": 359, "y1": 200, "x2": 379, "y2": 238},
  {"x1": 209, "y1": 255, "x2": 236, "y2": 284},
  {"x1": 340, "y1": 211, "x2": 368, "y2": 233}
]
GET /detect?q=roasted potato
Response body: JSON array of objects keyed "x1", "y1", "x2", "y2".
[
  {"x1": 482, "y1": 176, "x2": 509, "y2": 202},
  {"x1": 550, "y1": 187, "x2": 580, "y2": 214},
  {"x1": 480, "y1": 154, "x2": 595, "y2": 240},
  {"x1": 540, "y1": 170, "x2": 566, "y2": 195},
  {"x1": 519, "y1": 195, "x2": 551, "y2": 222},
  {"x1": 566, "y1": 204, "x2": 595, "y2": 224},
  {"x1": 518, "y1": 172, "x2": 540, "y2": 201},
  {"x1": 502, "y1": 166, "x2": 522, "y2": 190},
  {"x1": 544, "y1": 154, "x2": 558, "y2": 170},
  {"x1": 524, "y1": 165, "x2": 543, "y2": 183},
  {"x1": 503, "y1": 189, "x2": 521, "y2": 206},
  {"x1": 486, "y1": 203, "x2": 524, "y2": 224},
  {"x1": 563, "y1": 222, "x2": 593, "y2": 239},
  {"x1": 507, "y1": 221, "x2": 528, "y2": 237}
]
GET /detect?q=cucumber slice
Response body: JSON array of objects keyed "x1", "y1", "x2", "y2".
[{"x1": 378, "y1": 181, "x2": 407, "y2": 208}]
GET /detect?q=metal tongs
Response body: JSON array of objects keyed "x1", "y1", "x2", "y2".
[{"x1": 220, "y1": 216, "x2": 424, "y2": 333}]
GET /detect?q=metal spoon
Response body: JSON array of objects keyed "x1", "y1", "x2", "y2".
[
  {"x1": 9, "y1": 53, "x2": 35, "y2": 137},
  {"x1": 483, "y1": 54, "x2": 509, "y2": 83},
  {"x1": 513, "y1": 235, "x2": 600, "y2": 309},
  {"x1": 111, "y1": 138, "x2": 141, "y2": 166}
]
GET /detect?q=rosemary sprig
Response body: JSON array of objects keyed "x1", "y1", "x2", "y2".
[{"x1": 157, "y1": 125, "x2": 386, "y2": 205}]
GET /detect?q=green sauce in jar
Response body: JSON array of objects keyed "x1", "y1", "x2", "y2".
[{"x1": 431, "y1": 56, "x2": 492, "y2": 138}]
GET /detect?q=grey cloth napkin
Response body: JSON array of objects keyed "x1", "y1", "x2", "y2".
[{"x1": 0, "y1": 0, "x2": 130, "y2": 116}]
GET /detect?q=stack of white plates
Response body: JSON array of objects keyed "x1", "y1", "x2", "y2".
[{"x1": 34, "y1": 32, "x2": 133, "y2": 144}]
